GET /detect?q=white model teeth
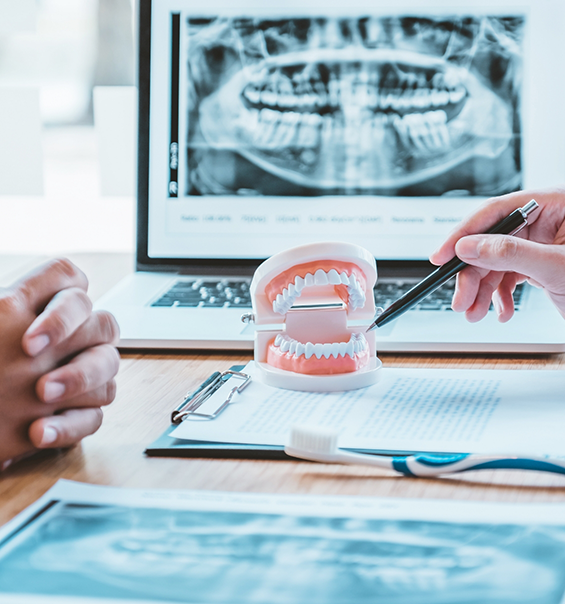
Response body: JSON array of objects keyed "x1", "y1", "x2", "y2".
[
  {"x1": 273, "y1": 333, "x2": 368, "y2": 359},
  {"x1": 272, "y1": 270, "x2": 366, "y2": 314},
  {"x1": 305, "y1": 342, "x2": 315, "y2": 358},
  {"x1": 314, "y1": 269, "x2": 328, "y2": 285},
  {"x1": 346, "y1": 273, "x2": 366, "y2": 311},
  {"x1": 327, "y1": 269, "x2": 341, "y2": 284}
]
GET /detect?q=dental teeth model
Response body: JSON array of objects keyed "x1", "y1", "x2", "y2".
[{"x1": 246, "y1": 242, "x2": 382, "y2": 392}]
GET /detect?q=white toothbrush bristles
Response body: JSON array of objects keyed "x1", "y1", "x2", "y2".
[
  {"x1": 288, "y1": 425, "x2": 339, "y2": 454},
  {"x1": 286, "y1": 424, "x2": 394, "y2": 470}
]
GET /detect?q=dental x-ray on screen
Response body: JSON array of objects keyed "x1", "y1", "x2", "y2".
[
  {"x1": 185, "y1": 15, "x2": 522, "y2": 198},
  {"x1": 93, "y1": 0, "x2": 565, "y2": 353}
]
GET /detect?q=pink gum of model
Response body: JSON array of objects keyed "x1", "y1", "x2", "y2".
[{"x1": 249, "y1": 242, "x2": 382, "y2": 392}]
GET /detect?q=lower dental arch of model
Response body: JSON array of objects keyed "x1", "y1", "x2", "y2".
[{"x1": 247, "y1": 242, "x2": 382, "y2": 391}]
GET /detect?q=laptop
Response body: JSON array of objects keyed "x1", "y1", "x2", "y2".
[{"x1": 96, "y1": 0, "x2": 565, "y2": 353}]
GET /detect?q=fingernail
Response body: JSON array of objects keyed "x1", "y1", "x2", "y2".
[
  {"x1": 26, "y1": 334, "x2": 50, "y2": 357},
  {"x1": 43, "y1": 381, "x2": 65, "y2": 403},
  {"x1": 456, "y1": 236, "x2": 482, "y2": 260},
  {"x1": 40, "y1": 426, "x2": 58, "y2": 447},
  {"x1": 1, "y1": 459, "x2": 13, "y2": 472},
  {"x1": 493, "y1": 297, "x2": 502, "y2": 317}
]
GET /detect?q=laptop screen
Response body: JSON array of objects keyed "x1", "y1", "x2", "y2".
[{"x1": 143, "y1": 0, "x2": 565, "y2": 262}]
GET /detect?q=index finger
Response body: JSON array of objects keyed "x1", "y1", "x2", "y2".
[
  {"x1": 10, "y1": 258, "x2": 88, "y2": 313},
  {"x1": 22, "y1": 287, "x2": 93, "y2": 356},
  {"x1": 429, "y1": 190, "x2": 545, "y2": 266}
]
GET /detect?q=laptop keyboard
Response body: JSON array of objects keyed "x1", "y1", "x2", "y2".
[
  {"x1": 151, "y1": 278, "x2": 525, "y2": 311},
  {"x1": 151, "y1": 280, "x2": 252, "y2": 308},
  {"x1": 374, "y1": 279, "x2": 524, "y2": 311}
]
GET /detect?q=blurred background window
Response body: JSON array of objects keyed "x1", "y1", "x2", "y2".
[
  {"x1": 0, "y1": 0, "x2": 136, "y2": 255},
  {"x1": 0, "y1": 0, "x2": 134, "y2": 124}
]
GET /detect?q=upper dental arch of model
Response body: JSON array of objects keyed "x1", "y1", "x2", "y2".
[{"x1": 248, "y1": 242, "x2": 382, "y2": 391}]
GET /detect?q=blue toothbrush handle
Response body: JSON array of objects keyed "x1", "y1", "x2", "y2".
[{"x1": 391, "y1": 453, "x2": 565, "y2": 477}]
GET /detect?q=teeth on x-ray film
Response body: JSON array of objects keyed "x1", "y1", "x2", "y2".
[{"x1": 187, "y1": 16, "x2": 523, "y2": 196}]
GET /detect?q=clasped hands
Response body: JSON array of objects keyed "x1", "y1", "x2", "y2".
[{"x1": 0, "y1": 259, "x2": 120, "y2": 468}]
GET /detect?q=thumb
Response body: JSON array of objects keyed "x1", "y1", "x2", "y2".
[{"x1": 455, "y1": 235, "x2": 565, "y2": 290}]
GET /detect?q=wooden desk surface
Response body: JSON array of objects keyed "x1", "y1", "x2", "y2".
[{"x1": 1, "y1": 253, "x2": 565, "y2": 526}]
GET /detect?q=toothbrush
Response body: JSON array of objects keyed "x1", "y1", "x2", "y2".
[{"x1": 285, "y1": 425, "x2": 565, "y2": 477}]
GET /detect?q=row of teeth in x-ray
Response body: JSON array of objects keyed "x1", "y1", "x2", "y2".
[
  {"x1": 272, "y1": 269, "x2": 366, "y2": 315},
  {"x1": 273, "y1": 332, "x2": 368, "y2": 359},
  {"x1": 243, "y1": 68, "x2": 465, "y2": 114},
  {"x1": 355, "y1": 566, "x2": 448, "y2": 591},
  {"x1": 244, "y1": 107, "x2": 450, "y2": 154}
]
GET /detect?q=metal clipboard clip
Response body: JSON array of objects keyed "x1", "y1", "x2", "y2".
[{"x1": 171, "y1": 370, "x2": 251, "y2": 424}]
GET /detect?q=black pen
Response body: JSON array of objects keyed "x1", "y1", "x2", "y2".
[{"x1": 367, "y1": 199, "x2": 540, "y2": 332}]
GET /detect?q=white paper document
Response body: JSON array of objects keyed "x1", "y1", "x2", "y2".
[
  {"x1": 2, "y1": 480, "x2": 565, "y2": 603},
  {"x1": 171, "y1": 362, "x2": 565, "y2": 455}
]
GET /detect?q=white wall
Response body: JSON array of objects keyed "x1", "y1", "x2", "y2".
[{"x1": 0, "y1": 0, "x2": 135, "y2": 254}]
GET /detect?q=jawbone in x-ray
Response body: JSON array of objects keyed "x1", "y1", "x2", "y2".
[
  {"x1": 3, "y1": 504, "x2": 565, "y2": 603},
  {"x1": 186, "y1": 15, "x2": 523, "y2": 197}
]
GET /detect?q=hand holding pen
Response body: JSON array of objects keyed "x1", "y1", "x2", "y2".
[
  {"x1": 368, "y1": 189, "x2": 565, "y2": 330},
  {"x1": 428, "y1": 190, "x2": 565, "y2": 322}
]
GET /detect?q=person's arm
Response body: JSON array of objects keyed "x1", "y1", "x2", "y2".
[
  {"x1": 429, "y1": 187, "x2": 565, "y2": 323},
  {"x1": 0, "y1": 258, "x2": 120, "y2": 465}
]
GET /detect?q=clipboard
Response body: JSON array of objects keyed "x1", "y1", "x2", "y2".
[
  {"x1": 144, "y1": 365, "x2": 290, "y2": 459},
  {"x1": 144, "y1": 364, "x2": 420, "y2": 460}
]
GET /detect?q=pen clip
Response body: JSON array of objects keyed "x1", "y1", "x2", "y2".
[
  {"x1": 172, "y1": 370, "x2": 251, "y2": 423},
  {"x1": 511, "y1": 200, "x2": 539, "y2": 236},
  {"x1": 508, "y1": 222, "x2": 527, "y2": 237}
]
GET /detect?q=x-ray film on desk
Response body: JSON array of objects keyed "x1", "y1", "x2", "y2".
[
  {"x1": 3, "y1": 481, "x2": 565, "y2": 603},
  {"x1": 95, "y1": 0, "x2": 565, "y2": 351}
]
